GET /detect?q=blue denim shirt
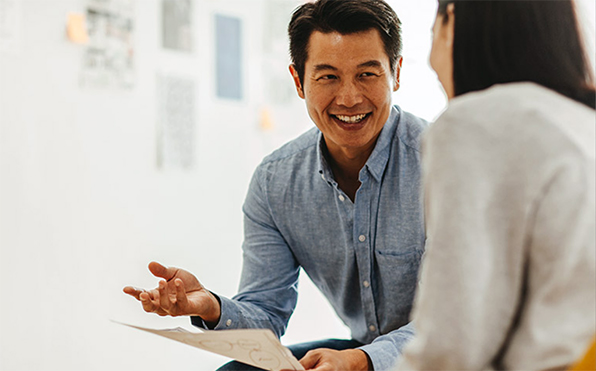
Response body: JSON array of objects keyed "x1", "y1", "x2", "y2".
[{"x1": 193, "y1": 105, "x2": 428, "y2": 371}]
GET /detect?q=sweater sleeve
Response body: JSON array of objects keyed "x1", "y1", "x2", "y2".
[
  {"x1": 394, "y1": 94, "x2": 596, "y2": 370},
  {"x1": 394, "y1": 107, "x2": 532, "y2": 370}
]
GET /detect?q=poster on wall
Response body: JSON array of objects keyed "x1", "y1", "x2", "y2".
[
  {"x1": 263, "y1": 0, "x2": 297, "y2": 106},
  {"x1": 162, "y1": 0, "x2": 193, "y2": 52},
  {"x1": 79, "y1": 0, "x2": 135, "y2": 89},
  {"x1": 0, "y1": 0, "x2": 21, "y2": 54},
  {"x1": 156, "y1": 74, "x2": 196, "y2": 170},
  {"x1": 215, "y1": 14, "x2": 242, "y2": 100}
]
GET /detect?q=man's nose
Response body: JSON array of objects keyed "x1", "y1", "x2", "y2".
[{"x1": 335, "y1": 80, "x2": 363, "y2": 107}]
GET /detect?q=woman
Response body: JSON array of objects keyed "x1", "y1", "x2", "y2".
[{"x1": 394, "y1": 1, "x2": 595, "y2": 370}]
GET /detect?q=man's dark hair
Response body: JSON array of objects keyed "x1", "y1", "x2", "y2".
[
  {"x1": 288, "y1": 0, "x2": 402, "y2": 86},
  {"x1": 438, "y1": 0, "x2": 595, "y2": 109}
]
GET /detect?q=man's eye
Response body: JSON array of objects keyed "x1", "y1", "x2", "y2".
[
  {"x1": 318, "y1": 75, "x2": 337, "y2": 80},
  {"x1": 361, "y1": 72, "x2": 377, "y2": 77}
]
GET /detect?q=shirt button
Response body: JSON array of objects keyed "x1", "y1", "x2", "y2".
[
  {"x1": 363, "y1": 280, "x2": 370, "y2": 288},
  {"x1": 369, "y1": 325, "x2": 376, "y2": 332},
  {"x1": 358, "y1": 235, "x2": 366, "y2": 242},
  {"x1": 225, "y1": 319, "x2": 232, "y2": 327},
  {"x1": 338, "y1": 195, "x2": 345, "y2": 202}
]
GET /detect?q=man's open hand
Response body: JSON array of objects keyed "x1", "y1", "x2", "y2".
[{"x1": 123, "y1": 262, "x2": 221, "y2": 325}]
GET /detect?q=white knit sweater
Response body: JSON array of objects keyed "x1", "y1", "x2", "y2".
[{"x1": 395, "y1": 83, "x2": 596, "y2": 371}]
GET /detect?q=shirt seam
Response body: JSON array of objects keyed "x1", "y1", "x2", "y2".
[{"x1": 259, "y1": 130, "x2": 320, "y2": 167}]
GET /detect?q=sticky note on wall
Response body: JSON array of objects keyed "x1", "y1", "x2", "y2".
[{"x1": 66, "y1": 12, "x2": 89, "y2": 44}]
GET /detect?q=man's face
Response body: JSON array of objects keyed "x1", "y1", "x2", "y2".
[{"x1": 290, "y1": 29, "x2": 401, "y2": 158}]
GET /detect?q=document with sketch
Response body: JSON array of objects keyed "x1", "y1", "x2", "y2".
[{"x1": 114, "y1": 321, "x2": 304, "y2": 371}]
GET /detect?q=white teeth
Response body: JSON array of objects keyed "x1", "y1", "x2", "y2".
[{"x1": 335, "y1": 114, "x2": 367, "y2": 123}]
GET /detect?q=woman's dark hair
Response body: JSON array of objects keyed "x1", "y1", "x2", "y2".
[
  {"x1": 288, "y1": 0, "x2": 402, "y2": 86},
  {"x1": 438, "y1": 0, "x2": 596, "y2": 109}
]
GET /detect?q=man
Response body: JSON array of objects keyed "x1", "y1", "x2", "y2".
[{"x1": 124, "y1": 1, "x2": 428, "y2": 370}]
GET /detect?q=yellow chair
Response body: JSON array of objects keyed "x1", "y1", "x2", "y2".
[{"x1": 569, "y1": 336, "x2": 596, "y2": 371}]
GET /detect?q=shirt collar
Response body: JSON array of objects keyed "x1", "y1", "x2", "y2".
[
  {"x1": 363, "y1": 105, "x2": 399, "y2": 181},
  {"x1": 317, "y1": 134, "x2": 337, "y2": 186},
  {"x1": 316, "y1": 105, "x2": 400, "y2": 184}
]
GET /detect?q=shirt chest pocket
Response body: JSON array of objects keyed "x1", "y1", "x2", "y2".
[{"x1": 373, "y1": 247, "x2": 423, "y2": 303}]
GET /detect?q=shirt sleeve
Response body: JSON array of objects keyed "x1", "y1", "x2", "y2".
[
  {"x1": 359, "y1": 321, "x2": 416, "y2": 371},
  {"x1": 191, "y1": 163, "x2": 300, "y2": 337}
]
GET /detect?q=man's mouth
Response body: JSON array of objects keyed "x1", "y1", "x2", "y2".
[{"x1": 331, "y1": 113, "x2": 371, "y2": 124}]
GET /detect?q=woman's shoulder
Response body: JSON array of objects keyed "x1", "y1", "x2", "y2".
[
  {"x1": 435, "y1": 82, "x2": 594, "y2": 140},
  {"x1": 448, "y1": 82, "x2": 592, "y2": 119}
]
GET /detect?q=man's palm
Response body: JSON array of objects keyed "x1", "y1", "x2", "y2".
[{"x1": 124, "y1": 262, "x2": 220, "y2": 321}]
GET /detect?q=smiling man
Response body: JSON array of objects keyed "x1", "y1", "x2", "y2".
[
  {"x1": 289, "y1": 28, "x2": 403, "y2": 203},
  {"x1": 124, "y1": 1, "x2": 428, "y2": 370}
]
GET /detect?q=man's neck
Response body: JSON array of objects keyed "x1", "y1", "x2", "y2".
[{"x1": 325, "y1": 142, "x2": 376, "y2": 202}]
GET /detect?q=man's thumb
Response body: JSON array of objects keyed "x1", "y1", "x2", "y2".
[
  {"x1": 148, "y1": 261, "x2": 176, "y2": 280},
  {"x1": 299, "y1": 351, "x2": 320, "y2": 370}
]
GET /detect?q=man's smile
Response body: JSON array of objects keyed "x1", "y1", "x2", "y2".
[
  {"x1": 333, "y1": 113, "x2": 368, "y2": 123},
  {"x1": 331, "y1": 112, "x2": 372, "y2": 125}
]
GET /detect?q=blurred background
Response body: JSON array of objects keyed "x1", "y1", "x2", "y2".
[{"x1": 0, "y1": 0, "x2": 593, "y2": 369}]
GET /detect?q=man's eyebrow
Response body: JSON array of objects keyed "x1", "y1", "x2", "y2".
[
  {"x1": 312, "y1": 60, "x2": 383, "y2": 72},
  {"x1": 358, "y1": 60, "x2": 383, "y2": 69},
  {"x1": 313, "y1": 64, "x2": 338, "y2": 72}
]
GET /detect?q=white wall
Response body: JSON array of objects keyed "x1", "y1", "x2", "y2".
[{"x1": 0, "y1": 0, "x2": 593, "y2": 370}]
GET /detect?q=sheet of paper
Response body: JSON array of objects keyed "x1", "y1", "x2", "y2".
[
  {"x1": 114, "y1": 321, "x2": 304, "y2": 371},
  {"x1": 156, "y1": 73, "x2": 196, "y2": 170},
  {"x1": 162, "y1": 0, "x2": 193, "y2": 52},
  {"x1": 79, "y1": 0, "x2": 135, "y2": 89},
  {"x1": 0, "y1": 0, "x2": 21, "y2": 54}
]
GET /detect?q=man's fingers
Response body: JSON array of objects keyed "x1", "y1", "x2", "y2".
[
  {"x1": 140, "y1": 291, "x2": 156, "y2": 312},
  {"x1": 148, "y1": 261, "x2": 177, "y2": 281},
  {"x1": 158, "y1": 280, "x2": 173, "y2": 310},
  {"x1": 123, "y1": 286, "x2": 145, "y2": 300},
  {"x1": 127, "y1": 262, "x2": 196, "y2": 317},
  {"x1": 174, "y1": 279, "x2": 189, "y2": 309}
]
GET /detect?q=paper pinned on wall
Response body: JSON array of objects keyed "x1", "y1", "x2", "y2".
[
  {"x1": 0, "y1": 0, "x2": 22, "y2": 54},
  {"x1": 79, "y1": 0, "x2": 135, "y2": 89},
  {"x1": 66, "y1": 12, "x2": 89, "y2": 44},
  {"x1": 262, "y1": 0, "x2": 296, "y2": 106},
  {"x1": 114, "y1": 320, "x2": 305, "y2": 371},
  {"x1": 215, "y1": 14, "x2": 243, "y2": 100},
  {"x1": 162, "y1": 0, "x2": 193, "y2": 52},
  {"x1": 156, "y1": 73, "x2": 196, "y2": 170}
]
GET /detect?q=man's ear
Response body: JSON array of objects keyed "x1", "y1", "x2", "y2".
[
  {"x1": 289, "y1": 64, "x2": 305, "y2": 99},
  {"x1": 393, "y1": 56, "x2": 403, "y2": 92}
]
